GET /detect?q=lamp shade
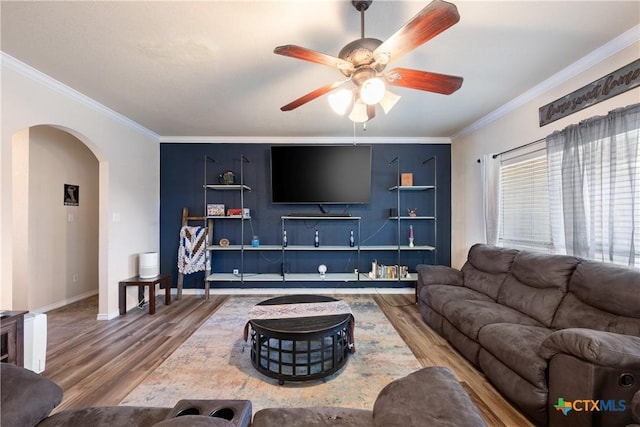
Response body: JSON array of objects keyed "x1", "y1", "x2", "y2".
[
  {"x1": 379, "y1": 90, "x2": 401, "y2": 114},
  {"x1": 328, "y1": 89, "x2": 353, "y2": 115},
  {"x1": 349, "y1": 99, "x2": 369, "y2": 123},
  {"x1": 360, "y1": 77, "x2": 385, "y2": 105}
]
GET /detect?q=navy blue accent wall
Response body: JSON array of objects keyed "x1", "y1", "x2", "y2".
[{"x1": 160, "y1": 143, "x2": 451, "y2": 289}]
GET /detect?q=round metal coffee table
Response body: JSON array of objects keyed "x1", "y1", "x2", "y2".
[{"x1": 247, "y1": 295, "x2": 353, "y2": 384}]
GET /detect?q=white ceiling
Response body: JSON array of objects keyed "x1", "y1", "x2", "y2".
[{"x1": 2, "y1": 1, "x2": 639, "y2": 139}]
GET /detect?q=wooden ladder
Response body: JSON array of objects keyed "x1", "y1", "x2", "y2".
[{"x1": 176, "y1": 207, "x2": 213, "y2": 299}]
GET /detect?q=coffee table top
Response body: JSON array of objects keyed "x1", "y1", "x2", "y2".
[{"x1": 249, "y1": 295, "x2": 351, "y2": 335}]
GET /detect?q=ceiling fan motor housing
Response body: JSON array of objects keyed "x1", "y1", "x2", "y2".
[{"x1": 338, "y1": 38, "x2": 383, "y2": 77}]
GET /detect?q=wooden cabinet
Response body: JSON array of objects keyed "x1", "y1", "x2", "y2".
[{"x1": 0, "y1": 310, "x2": 28, "y2": 367}]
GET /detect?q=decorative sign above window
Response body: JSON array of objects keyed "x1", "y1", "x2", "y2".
[{"x1": 539, "y1": 59, "x2": 640, "y2": 127}]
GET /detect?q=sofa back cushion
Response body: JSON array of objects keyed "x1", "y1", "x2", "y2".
[
  {"x1": 497, "y1": 250, "x2": 579, "y2": 326},
  {"x1": 461, "y1": 244, "x2": 519, "y2": 300},
  {"x1": 552, "y1": 260, "x2": 640, "y2": 336}
]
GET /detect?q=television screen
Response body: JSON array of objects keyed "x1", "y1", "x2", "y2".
[{"x1": 271, "y1": 145, "x2": 372, "y2": 204}]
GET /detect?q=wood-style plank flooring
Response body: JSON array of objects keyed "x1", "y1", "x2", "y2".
[{"x1": 42, "y1": 293, "x2": 533, "y2": 426}]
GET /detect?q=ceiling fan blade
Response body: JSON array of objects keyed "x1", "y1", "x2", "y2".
[
  {"x1": 280, "y1": 80, "x2": 348, "y2": 111},
  {"x1": 274, "y1": 45, "x2": 354, "y2": 71},
  {"x1": 374, "y1": 0, "x2": 460, "y2": 64},
  {"x1": 386, "y1": 68, "x2": 463, "y2": 95}
]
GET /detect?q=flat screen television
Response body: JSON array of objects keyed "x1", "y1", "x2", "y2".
[{"x1": 271, "y1": 145, "x2": 372, "y2": 204}]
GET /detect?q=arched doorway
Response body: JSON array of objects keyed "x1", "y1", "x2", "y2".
[{"x1": 12, "y1": 125, "x2": 100, "y2": 312}]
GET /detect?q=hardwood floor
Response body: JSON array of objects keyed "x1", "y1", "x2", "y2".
[
  {"x1": 44, "y1": 294, "x2": 228, "y2": 412},
  {"x1": 42, "y1": 293, "x2": 533, "y2": 426}
]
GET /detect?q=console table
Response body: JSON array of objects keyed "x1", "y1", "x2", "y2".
[{"x1": 119, "y1": 274, "x2": 171, "y2": 315}]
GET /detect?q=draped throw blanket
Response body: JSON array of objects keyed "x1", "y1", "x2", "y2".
[{"x1": 177, "y1": 226, "x2": 208, "y2": 275}]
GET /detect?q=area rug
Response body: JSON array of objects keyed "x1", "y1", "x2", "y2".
[{"x1": 120, "y1": 295, "x2": 422, "y2": 413}]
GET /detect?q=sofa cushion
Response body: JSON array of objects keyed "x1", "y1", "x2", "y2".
[
  {"x1": 572, "y1": 260, "x2": 640, "y2": 318},
  {"x1": 442, "y1": 318, "x2": 483, "y2": 366},
  {"x1": 442, "y1": 299, "x2": 543, "y2": 341},
  {"x1": 251, "y1": 407, "x2": 374, "y2": 427},
  {"x1": 36, "y1": 407, "x2": 171, "y2": 427},
  {"x1": 461, "y1": 244, "x2": 518, "y2": 300},
  {"x1": 553, "y1": 260, "x2": 640, "y2": 331},
  {"x1": 1, "y1": 364, "x2": 63, "y2": 427},
  {"x1": 552, "y1": 293, "x2": 640, "y2": 336},
  {"x1": 420, "y1": 284, "x2": 493, "y2": 314},
  {"x1": 372, "y1": 367, "x2": 487, "y2": 427},
  {"x1": 478, "y1": 349, "x2": 548, "y2": 426},
  {"x1": 478, "y1": 323, "x2": 553, "y2": 388},
  {"x1": 496, "y1": 251, "x2": 578, "y2": 326}
]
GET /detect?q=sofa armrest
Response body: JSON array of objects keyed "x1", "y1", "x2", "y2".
[
  {"x1": 415, "y1": 265, "x2": 463, "y2": 295},
  {"x1": 372, "y1": 367, "x2": 487, "y2": 427},
  {"x1": 1, "y1": 364, "x2": 63, "y2": 427},
  {"x1": 540, "y1": 328, "x2": 640, "y2": 369}
]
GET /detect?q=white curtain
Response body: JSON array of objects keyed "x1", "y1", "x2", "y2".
[
  {"x1": 481, "y1": 153, "x2": 501, "y2": 245},
  {"x1": 546, "y1": 103, "x2": 639, "y2": 266}
]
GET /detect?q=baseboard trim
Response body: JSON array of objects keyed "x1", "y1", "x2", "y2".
[{"x1": 32, "y1": 290, "x2": 99, "y2": 314}]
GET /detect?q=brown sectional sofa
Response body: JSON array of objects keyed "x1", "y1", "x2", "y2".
[
  {"x1": 2, "y1": 362, "x2": 489, "y2": 427},
  {"x1": 416, "y1": 243, "x2": 640, "y2": 427}
]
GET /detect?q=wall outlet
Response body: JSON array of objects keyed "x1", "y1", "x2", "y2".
[
  {"x1": 232, "y1": 269, "x2": 239, "y2": 275},
  {"x1": 72, "y1": 273, "x2": 79, "y2": 282}
]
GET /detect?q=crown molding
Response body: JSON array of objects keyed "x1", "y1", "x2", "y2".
[
  {"x1": 451, "y1": 24, "x2": 640, "y2": 140},
  {"x1": 2, "y1": 52, "x2": 449, "y2": 145},
  {"x1": 158, "y1": 135, "x2": 451, "y2": 144},
  {"x1": 1, "y1": 51, "x2": 159, "y2": 140}
]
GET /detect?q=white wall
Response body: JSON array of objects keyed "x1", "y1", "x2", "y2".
[
  {"x1": 450, "y1": 41, "x2": 640, "y2": 268},
  {"x1": 27, "y1": 126, "x2": 99, "y2": 309},
  {"x1": 1, "y1": 54, "x2": 160, "y2": 318}
]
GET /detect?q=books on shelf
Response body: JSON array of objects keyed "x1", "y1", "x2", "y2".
[{"x1": 207, "y1": 204, "x2": 225, "y2": 216}]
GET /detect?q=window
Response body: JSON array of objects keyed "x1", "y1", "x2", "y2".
[
  {"x1": 496, "y1": 104, "x2": 640, "y2": 267},
  {"x1": 498, "y1": 144, "x2": 553, "y2": 253},
  {"x1": 547, "y1": 128, "x2": 640, "y2": 266}
]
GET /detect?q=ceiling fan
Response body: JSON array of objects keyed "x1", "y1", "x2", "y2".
[{"x1": 274, "y1": 0, "x2": 463, "y2": 123}]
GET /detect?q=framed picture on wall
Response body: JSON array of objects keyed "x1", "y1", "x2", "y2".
[{"x1": 64, "y1": 184, "x2": 79, "y2": 206}]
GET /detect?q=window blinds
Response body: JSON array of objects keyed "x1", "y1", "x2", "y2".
[{"x1": 498, "y1": 142, "x2": 553, "y2": 252}]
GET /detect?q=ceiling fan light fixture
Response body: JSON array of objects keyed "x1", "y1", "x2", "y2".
[
  {"x1": 379, "y1": 90, "x2": 401, "y2": 114},
  {"x1": 349, "y1": 99, "x2": 370, "y2": 123},
  {"x1": 328, "y1": 89, "x2": 353, "y2": 115},
  {"x1": 274, "y1": 0, "x2": 463, "y2": 123},
  {"x1": 360, "y1": 77, "x2": 385, "y2": 105}
]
